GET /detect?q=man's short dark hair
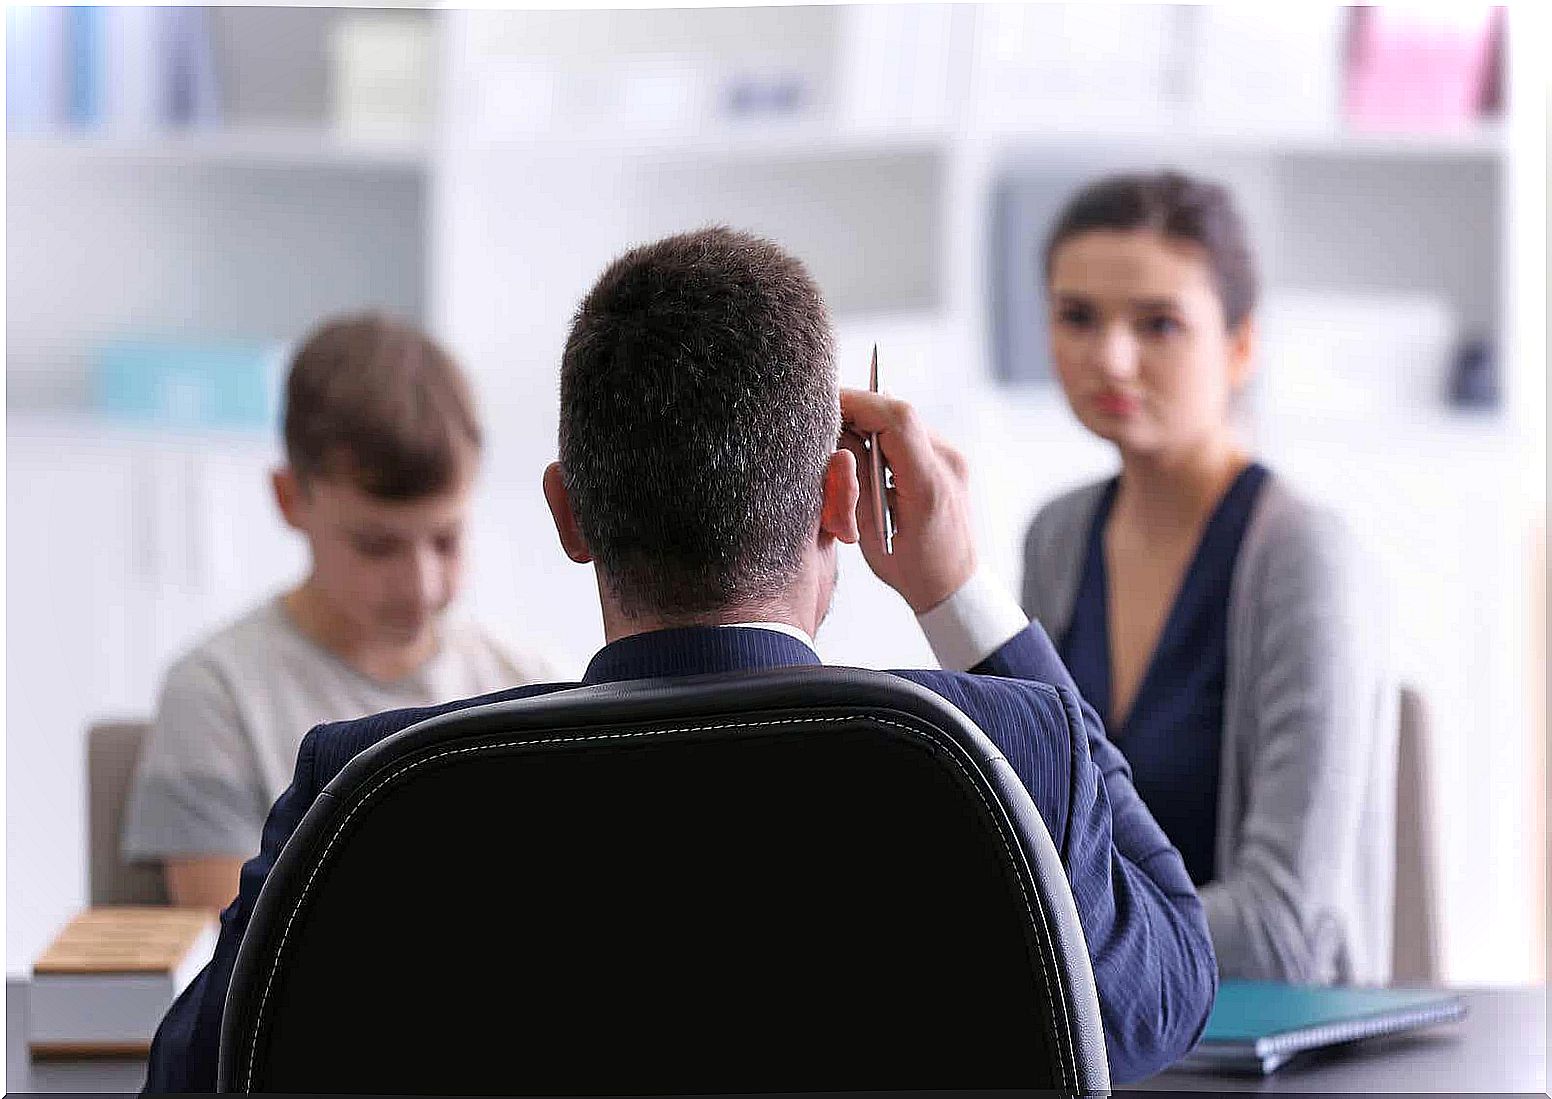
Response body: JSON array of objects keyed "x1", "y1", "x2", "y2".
[
  {"x1": 284, "y1": 312, "x2": 481, "y2": 500},
  {"x1": 560, "y1": 227, "x2": 839, "y2": 620}
]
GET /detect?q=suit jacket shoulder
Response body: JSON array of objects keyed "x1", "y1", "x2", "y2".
[
  {"x1": 306, "y1": 681, "x2": 578, "y2": 790},
  {"x1": 888, "y1": 668, "x2": 1081, "y2": 863}
]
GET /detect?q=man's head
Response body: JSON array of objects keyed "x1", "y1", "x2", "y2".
[
  {"x1": 546, "y1": 227, "x2": 859, "y2": 633},
  {"x1": 274, "y1": 312, "x2": 481, "y2": 646}
]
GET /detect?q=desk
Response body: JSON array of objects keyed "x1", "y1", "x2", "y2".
[
  {"x1": 5, "y1": 978, "x2": 1545, "y2": 1094},
  {"x1": 7, "y1": 979, "x2": 147, "y2": 1094},
  {"x1": 1135, "y1": 985, "x2": 1546, "y2": 1093}
]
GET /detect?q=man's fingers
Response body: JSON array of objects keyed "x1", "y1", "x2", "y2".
[
  {"x1": 840, "y1": 388, "x2": 937, "y2": 484},
  {"x1": 934, "y1": 438, "x2": 969, "y2": 480},
  {"x1": 838, "y1": 385, "x2": 977, "y2": 613},
  {"x1": 841, "y1": 387, "x2": 907, "y2": 430}
]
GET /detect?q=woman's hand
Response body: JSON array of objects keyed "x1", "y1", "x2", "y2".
[{"x1": 840, "y1": 388, "x2": 977, "y2": 614}]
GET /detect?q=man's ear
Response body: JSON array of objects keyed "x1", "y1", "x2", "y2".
[
  {"x1": 543, "y1": 461, "x2": 594, "y2": 564},
  {"x1": 1228, "y1": 315, "x2": 1258, "y2": 393},
  {"x1": 272, "y1": 467, "x2": 306, "y2": 532},
  {"x1": 819, "y1": 448, "x2": 861, "y2": 545}
]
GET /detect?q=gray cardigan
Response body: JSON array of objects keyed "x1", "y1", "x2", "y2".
[{"x1": 1021, "y1": 474, "x2": 1397, "y2": 985}]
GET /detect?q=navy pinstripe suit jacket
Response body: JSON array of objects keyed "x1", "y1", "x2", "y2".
[{"x1": 144, "y1": 621, "x2": 1216, "y2": 1090}]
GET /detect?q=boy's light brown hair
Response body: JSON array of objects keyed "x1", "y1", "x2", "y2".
[{"x1": 283, "y1": 313, "x2": 482, "y2": 500}]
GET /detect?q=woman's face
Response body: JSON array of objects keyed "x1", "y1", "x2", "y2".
[{"x1": 1046, "y1": 229, "x2": 1253, "y2": 459}]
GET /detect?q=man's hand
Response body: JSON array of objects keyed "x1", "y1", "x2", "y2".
[{"x1": 840, "y1": 388, "x2": 977, "y2": 615}]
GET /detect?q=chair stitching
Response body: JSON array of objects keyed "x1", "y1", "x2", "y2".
[{"x1": 243, "y1": 713, "x2": 1075, "y2": 1091}]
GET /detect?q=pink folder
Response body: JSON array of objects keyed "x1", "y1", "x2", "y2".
[{"x1": 1345, "y1": 6, "x2": 1503, "y2": 131}]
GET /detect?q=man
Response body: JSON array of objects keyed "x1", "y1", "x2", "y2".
[
  {"x1": 122, "y1": 313, "x2": 554, "y2": 909},
  {"x1": 144, "y1": 230, "x2": 1215, "y2": 1090}
]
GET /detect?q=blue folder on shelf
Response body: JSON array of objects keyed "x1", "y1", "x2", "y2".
[
  {"x1": 1179, "y1": 979, "x2": 1467, "y2": 1075},
  {"x1": 90, "y1": 341, "x2": 286, "y2": 430}
]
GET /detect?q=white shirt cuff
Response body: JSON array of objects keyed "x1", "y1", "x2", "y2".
[{"x1": 915, "y1": 569, "x2": 1029, "y2": 672}]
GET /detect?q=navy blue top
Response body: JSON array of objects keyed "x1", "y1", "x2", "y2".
[{"x1": 1059, "y1": 462, "x2": 1270, "y2": 887}]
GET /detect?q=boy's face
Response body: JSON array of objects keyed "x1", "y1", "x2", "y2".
[{"x1": 275, "y1": 468, "x2": 473, "y2": 646}]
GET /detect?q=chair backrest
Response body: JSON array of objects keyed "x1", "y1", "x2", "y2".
[
  {"x1": 219, "y1": 667, "x2": 1109, "y2": 1095},
  {"x1": 1392, "y1": 685, "x2": 1440, "y2": 983},
  {"x1": 86, "y1": 720, "x2": 168, "y2": 906}
]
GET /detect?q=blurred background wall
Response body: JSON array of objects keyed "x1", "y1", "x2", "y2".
[{"x1": 6, "y1": 3, "x2": 1545, "y2": 986}]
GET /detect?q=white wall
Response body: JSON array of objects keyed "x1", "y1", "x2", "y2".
[{"x1": 6, "y1": 418, "x2": 306, "y2": 972}]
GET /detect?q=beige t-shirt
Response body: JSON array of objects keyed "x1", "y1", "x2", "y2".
[{"x1": 122, "y1": 597, "x2": 555, "y2": 863}]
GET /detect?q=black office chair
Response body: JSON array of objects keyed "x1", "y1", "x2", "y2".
[{"x1": 218, "y1": 667, "x2": 1109, "y2": 1095}]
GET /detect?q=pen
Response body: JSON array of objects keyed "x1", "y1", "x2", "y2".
[{"x1": 869, "y1": 344, "x2": 895, "y2": 555}]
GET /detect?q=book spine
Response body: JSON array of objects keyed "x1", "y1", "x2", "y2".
[
  {"x1": 6, "y1": 5, "x2": 69, "y2": 131},
  {"x1": 67, "y1": 5, "x2": 105, "y2": 126},
  {"x1": 164, "y1": 6, "x2": 221, "y2": 127},
  {"x1": 102, "y1": 5, "x2": 165, "y2": 134}
]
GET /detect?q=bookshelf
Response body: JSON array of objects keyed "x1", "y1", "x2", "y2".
[
  {"x1": 8, "y1": 115, "x2": 1507, "y2": 173},
  {"x1": 961, "y1": 116, "x2": 1507, "y2": 160},
  {"x1": 7, "y1": 126, "x2": 431, "y2": 171}
]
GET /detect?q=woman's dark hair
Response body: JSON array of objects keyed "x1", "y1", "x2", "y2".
[{"x1": 1043, "y1": 170, "x2": 1259, "y2": 329}]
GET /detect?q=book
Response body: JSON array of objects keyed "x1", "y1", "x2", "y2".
[
  {"x1": 67, "y1": 5, "x2": 105, "y2": 126},
  {"x1": 101, "y1": 4, "x2": 167, "y2": 134},
  {"x1": 330, "y1": 13, "x2": 437, "y2": 137},
  {"x1": 1179, "y1": 979, "x2": 1468, "y2": 1075},
  {"x1": 163, "y1": 5, "x2": 222, "y2": 127},
  {"x1": 29, "y1": 906, "x2": 218, "y2": 1058},
  {"x1": 90, "y1": 339, "x2": 287, "y2": 430},
  {"x1": 8, "y1": 5, "x2": 222, "y2": 134},
  {"x1": 5, "y1": 5, "x2": 69, "y2": 131},
  {"x1": 1345, "y1": 6, "x2": 1500, "y2": 131}
]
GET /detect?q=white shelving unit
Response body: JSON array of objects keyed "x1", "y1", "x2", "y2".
[
  {"x1": 14, "y1": 114, "x2": 1503, "y2": 173},
  {"x1": 6, "y1": 126, "x2": 432, "y2": 170},
  {"x1": 6, "y1": 4, "x2": 1541, "y2": 987}
]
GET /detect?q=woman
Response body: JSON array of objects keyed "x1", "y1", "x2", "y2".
[{"x1": 1021, "y1": 171, "x2": 1397, "y2": 984}]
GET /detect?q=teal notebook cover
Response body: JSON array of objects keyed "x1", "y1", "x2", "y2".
[{"x1": 1183, "y1": 979, "x2": 1467, "y2": 1074}]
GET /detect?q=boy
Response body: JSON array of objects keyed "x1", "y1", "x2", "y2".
[{"x1": 122, "y1": 313, "x2": 553, "y2": 909}]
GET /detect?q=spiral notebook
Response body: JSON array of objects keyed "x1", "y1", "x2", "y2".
[{"x1": 1180, "y1": 979, "x2": 1467, "y2": 1074}]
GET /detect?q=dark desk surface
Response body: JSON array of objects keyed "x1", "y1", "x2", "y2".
[{"x1": 5, "y1": 978, "x2": 1545, "y2": 1094}]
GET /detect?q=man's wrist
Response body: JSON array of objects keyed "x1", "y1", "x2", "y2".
[{"x1": 914, "y1": 568, "x2": 1029, "y2": 672}]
